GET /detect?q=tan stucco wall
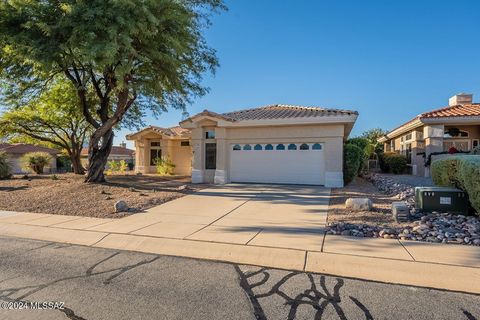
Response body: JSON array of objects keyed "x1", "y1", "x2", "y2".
[{"x1": 189, "y1": 123, "x2": 346, "y2": 186}]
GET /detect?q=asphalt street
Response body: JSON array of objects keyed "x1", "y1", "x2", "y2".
[{"x1": 0, "y1": 236, "x2": 478, "y2": 320}]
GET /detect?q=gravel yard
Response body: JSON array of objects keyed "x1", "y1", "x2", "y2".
[
  {"x1": 0, "y1": 174, "x2": 203, "y2": 218},
  {"x1": 327, "y1": 175, "x2": 480, "y2": 246}
]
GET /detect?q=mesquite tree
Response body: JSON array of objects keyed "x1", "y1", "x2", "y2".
[
  {"x1": 0, "y1": 0, "x2": 223, "y2": 182},
  {"x1": 0, "y1": 80, "x2": 91, "y2": 174}
]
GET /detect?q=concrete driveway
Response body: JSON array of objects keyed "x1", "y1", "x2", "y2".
[{"x1": 121, "y1": 184, "x2": 331, "y2": 251}]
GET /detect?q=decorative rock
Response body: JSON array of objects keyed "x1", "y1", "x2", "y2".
[
  {"x1": 392, "y1": 201, "x2": 410, "y2": 222},
  {"x1": 345, "y1": 198, "x2": 373, "y2": 211},
  {"x1": 114, "y1": 200, "x2": 129, "y2": 213}
]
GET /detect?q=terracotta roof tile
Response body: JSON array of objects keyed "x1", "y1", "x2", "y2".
[
  {"x1": 221, "y1": 104, "x2": 357, "y2": 121},
  {"x1": 383, "y1": 103, "x2": 480, "y2": 139},
  {"x1": 420, "y1": 104, "x2": 480, "y2": 118},
  {"x1": 0, "y1": 143, "x2": 59, "y2": 155}
]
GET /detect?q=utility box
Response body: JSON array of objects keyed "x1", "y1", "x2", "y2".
[{"x1": 415, "y1": 187, "x2": 469, "y2": 214}]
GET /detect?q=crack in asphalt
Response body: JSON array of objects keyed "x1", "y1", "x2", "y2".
[{"x1": 0, "y1": 250, "x2": 160, "y2": 320}]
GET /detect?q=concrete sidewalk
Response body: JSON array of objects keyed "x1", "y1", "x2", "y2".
[{"x1": 0, "y1": 184, "x2": 479, "y2": 294}]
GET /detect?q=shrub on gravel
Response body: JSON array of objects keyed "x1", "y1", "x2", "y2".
[
  {"x1": 0, "y1": 152, "x2": 11, "y2": 179},
  {"x1": 344, "y1": 144, "x2": 364, "y2": 184},
  {"x1": 21, "y1": 152, "x2": 52, "y2": 174},
  {"x1": 381, "y1": 152, "x2": 407, "y2": 174},
  {"x1": 431, "y1": 155, "x2": 480, "y2": 215}
]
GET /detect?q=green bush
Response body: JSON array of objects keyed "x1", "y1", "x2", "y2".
[
  {"x1": 0, "y1": 151, "x2": 11, "y2": 179},
  {"x1": 344, "y1": 144, "x2": 364, "y2": 184},
  {"x1": 154, "y1": 157, "x2": 176, "y2": 175},
  {"x1": 380, "y1": 152, "x2": 407, "y2": 174},
  {"x1": 347, "y1": 137, "x2": 369, "y2": 151},
  {"x1": 431, "y1": 155, "x2": 480, "y2": 215},
  {"x1": 21, "y1": 152, "x2": 52, "y2": 174}
]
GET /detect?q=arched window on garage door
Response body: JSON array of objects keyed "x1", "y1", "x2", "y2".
[
  {"x1": 233, "y1": 144, "x2": 241, "y2": 151},
  {"x1": 312, "y1": 143, "x2": 322, "y2": 150},
  {"x1": 243, "y1": 144, "x2": 252, "y2": 150},
  {"x1": 288, "y1": 144, "x2": 297, "y2": 150},
  {"x1": 276, "y1": 144, "x2": 285, "y2": 150},
  {"x1": 254, "y1": 144, "x2": 263, "y2": 150},
  {"x1": 265, "y1": 144, "x2": 273, "y2": 150},
  {"x1": 299, "y1": 143, "x2": 309, "y2": 150}
]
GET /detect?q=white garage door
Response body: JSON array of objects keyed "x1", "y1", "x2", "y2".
[{"x1": 230, "y1": 143, "x2": 325, "y2": 185}]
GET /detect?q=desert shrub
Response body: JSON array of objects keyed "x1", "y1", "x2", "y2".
[
  {"x1": 384, "y1": 154, "x2": 407, "y2": 174},
  {"x1": 154, "y1": 157, "x2": 176, "y2": 175},
  {"x1": 380, "y1": 152, "x2": 407, "y2": 174},
  {"x1": 347, "y1": 138, "x2": 370, "y2": 173},
  {"x1": 21, "y1": 152, "x2": 52, "y2": 174},
  {"x1": 347, "y1": 137, "x2": 369, "y2": 151},
  {"x1": 105, "y1": 160, "x2": 128, "y2": 175},
  {"x1": 0, "y1": 152, "x2": 11, "y2": 179},
  {"x1": 431, "y1": 155, "x2": 480, "y2": 215},
  {"x1": 344, "y1": 144, "x2": 363, "y2": 184}
]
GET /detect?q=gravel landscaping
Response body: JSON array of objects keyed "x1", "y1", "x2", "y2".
[
  {"x1": 327, "y1": 174, "x2": 480, "y2": 246},
  {"x1": 0, "y1": 174, "x2": 203, "y2": 218}
]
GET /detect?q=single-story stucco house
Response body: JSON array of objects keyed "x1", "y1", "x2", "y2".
[
  {"x1": 127, "y1": 104, "x2": 358, "y2": 187},
  {"x1": 80, "y1": 143, "x2": 135, "y2": 169},
  {"x1": 378, "y1": 93, "x2": 480, "y2": 177},
  {"x1": 0, "y1": 143, "x2": 58, "y2": 174}
]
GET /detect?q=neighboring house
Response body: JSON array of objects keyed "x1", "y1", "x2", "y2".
[
  {"x1": 378, "y1": 93, "x2": 480, "y2": 177},
  {"x1": 128, "y1": 104, "x2": 358, "y2": 187},
  {"x1": 0, "y1": 143, "x2": 58, "y2": 174},
  {"x1": 80, "y1": 143, "x2": 135, "y2": 169}
]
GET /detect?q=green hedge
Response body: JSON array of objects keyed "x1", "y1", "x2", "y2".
[
  {"x1": 431, "y1": 155, "x2": 480, "y2": 215},
  {"x1": 344, "y1": 144, "x2": 364, "y2": 185},
  {"x1": 379, "y1": 152, "x2": 408, "y2": 174}
]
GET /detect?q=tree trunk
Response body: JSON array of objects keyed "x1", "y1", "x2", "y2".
[
  {"x1": 84, "y1": 129, "x2": 114, "y2": 183},
  {"x1": 70, "y1": 149, "x2": 85, "y2": 175}
]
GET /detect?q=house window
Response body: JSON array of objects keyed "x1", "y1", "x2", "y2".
[
  {"x1": 181, "y1": 140, "x2": 190, "y2": 146},
  {"x1": 233, "y1": 144, "x2": 241, "y2": 151},
  {"x1": 473, "y1": 139, "x2": 479, "y2": 149},
  {"x1": 205, "y1": 143, "x2": 216, "y2": 169},
  {"x1": 276, "y1": 144, "x2": 285, "y2": 150},
  {"x1": 151, "y1": 141, "x2": 161, "y2": 147},
  {"x1": 299, "y1": 143, "x2": 309, "y2": 150},
  {"x1": 243, "y1": 144, "x2": 252, "y2": 150},
  {"x1": 265, "y1": 144, "x2": 273, "y2": 150},
  {"x1": 288, "y1": 144, "x2": 297, "y2": 150},
  {"x1": 444, "y1": 140, "x2": 469, "y2": 151},
  {"x1": 150, "y1": 149, "x2": 161, "y2": 166},
  {"x1": 312, "y1": 143, "x2": 322, "y2": 150},
  {"x1": 205, "y1": 131, "x2": 215, "y2": 139},
  {"x1": 444, "y1": 128, "x2": 469, "y2": 138},
  {"x1": 254, "y1": 144, "x2": 262, "y2": 150}
]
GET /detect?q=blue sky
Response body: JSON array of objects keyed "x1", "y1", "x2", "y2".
[{"x1": 117, "y1": 0, "x2": 480, "y2": 148}]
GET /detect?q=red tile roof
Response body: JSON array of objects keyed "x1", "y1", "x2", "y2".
[
  {"x1": 80, "y1": 146, "x2": 134, "y2": 157},
  {"x1": 383, "y1": 103, "x2": 480, "y2": 139},
  {"x1": 420, "y1": 104, "x2": 480, "y2": 118},
  {"x1": 0, "y1": 143, "x2": 59, "y2": 155},
  {"x1": 222, "y1": 104, "x2": 357, "y2": 121}
]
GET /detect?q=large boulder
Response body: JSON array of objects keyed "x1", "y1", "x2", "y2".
[{"x1": 345, "y1": 198, "x2": 373, "y2": 211}]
